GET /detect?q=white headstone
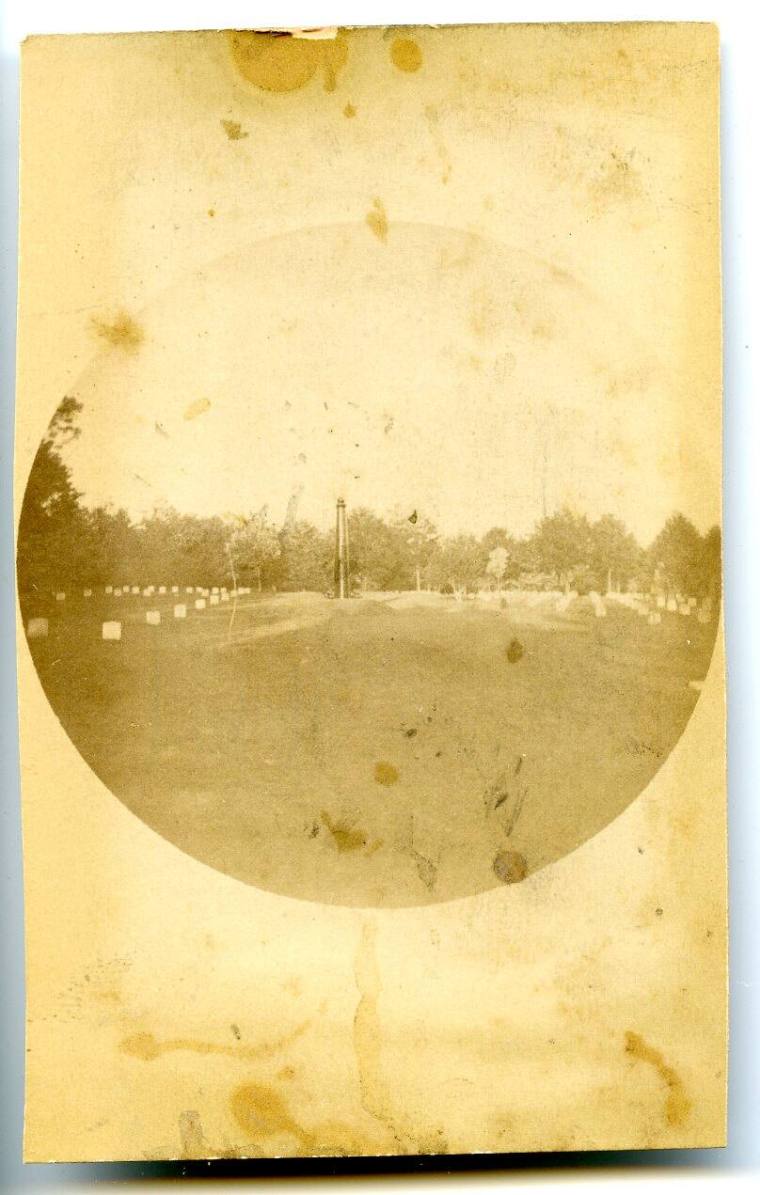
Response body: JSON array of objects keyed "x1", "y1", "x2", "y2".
[
  {"x1": 679, "y1": 603, "x2": 691, "y2": 615},
  {"x1": 221, "y1": 592, "x2": 230, "y2": 602},
  {"x1": 114, "y1": 588, "x2": 122, "y2": 597},
  {"x1": 688, "y1": 596, "x2": 698, "y2": 607},
  {"x1": 27, "y1": 617, "x2": 48, "y2": 639},
  {"x1": 146, "y1": 610, "x2": 161, "y2": 625},
  {"x1": 102, "y1": 621, "x2": 122, "y2": 641},
  {"x1": 186, "y1": 587, "x2": 194, "y2": 594},
  {"x1": 142, "y1": 588, "x2": 150, "y2": 597},
  {"x1": 196, "y1": 587, "x2": 203, "y2": 593},
  {"x1": 210, "y1": 594, "x2": 220, "y2": 606},
  {"x1": 83, "y1": 588, "x2": 92, "y2": 597},
  {"x1": 171, "y1": 586, "x2": 179, "y2": 594},
  {"x1": 656, "y1": 595, "x2": 666, "y2": 608},
  {"x1": 158, "y1": 586, "x2": 167, "y2": 595},
  {"x1": 666, "y1": 598, "x2": 677, "y2": 612},
  {"x1": 55, "y1": 592, "x2": 65, "y2": 601},
  {"x1": 105, "y1": 585, "x2": 113, "y2": 594},
  {"x1": 212, "y1": 587, "x2": 219, "y2": 594},
  {"x1": 131, "y1": 586, "x2": 139, "y2": 595},
  {"x1": 195, "y1": 598, "x2": 206, "y2": 610},
  {"x1": 174, "y1": 604, "x2": 187, "y2": 619}
]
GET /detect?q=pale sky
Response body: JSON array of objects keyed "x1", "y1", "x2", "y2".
[{"x1": 29, "y1": 25, "x2": 719, "y2": 547}]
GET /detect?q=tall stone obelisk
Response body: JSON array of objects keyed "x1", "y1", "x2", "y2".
[{"x1": 334, "y1": 498, "x2": 349, "y2": 599}]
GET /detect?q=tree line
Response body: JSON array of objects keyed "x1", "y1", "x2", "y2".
[{"x1": 17, "y1": 397, "x2": 721, "y2": 601}]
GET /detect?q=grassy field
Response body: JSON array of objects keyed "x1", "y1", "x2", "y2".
[{"x1": 21, "y1": 587, "x2": 718, "y2": 906}]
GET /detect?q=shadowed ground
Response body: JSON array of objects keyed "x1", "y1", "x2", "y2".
[{"x1": 22, "y1": 589, "x2": 717, "y2": 906}]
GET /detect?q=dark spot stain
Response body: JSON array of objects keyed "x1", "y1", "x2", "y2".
[
  {"x1": 228, "y1": 30, "x2": 348, "y2": 95},
  {"x1": 308, "y1": 820, "x2": 320, "y2": 838},
  {"x1": 624, "y1": 1031, "x2": 691, "y2": 1127},
  {"x1": 231, "y1": 1023, "x2": 241, "y2": 1040},
  {"x1": 120, "y1": 1021, "x2": 308, "y2": 1062},
  {"x1": 154, "y1": 421, "x2": 169, "y2": 438},
  {"x1": 655, "y1": 907, "x2": 664, "y2": 917},
  {"x1": 208, "y1": 207, "x2": 216, "y2": 217},
  {"x1": 230, "y1": 1083, "x2": 315, "y2": 1153},
  {"x1": 506, "y1": 638, "x2": 524, "y2": 664},
  {"x1": 408, "y1": 510, "x2": 418, "y2": 524},
  {"x1": 321, "y1": 811, "x2": 366, "y2": 852},
  {"x1": 343, "y1": 102, "x2": 357, "y2": 118},
  {"x1": 91, "y1": 312, "x2": 143, "y2": 352},
  {"x1": 221, "y1": 118, "x2": 248, "y2": 141},
  {"x1": 514, "y1": 754, "x2": 524, "y2": 775},
  {"x1": 374, "y1": 761, "x2": 399, "y2": 786},
  {"x1": 366, "y1": 198, "x2": 388, "y2": 243},
  {"x1": 403, "y1": 727, "x2": 417, "y2": 738},
  {"x1": 390, "y1": 36, "x2": 423, "y2": 73},
  {"x1": 493, "y1": 849, "x2": 528, "y2": 885}
]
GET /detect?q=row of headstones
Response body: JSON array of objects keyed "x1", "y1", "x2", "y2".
[
  {"x1": 51, "y1": 584, "x2": 250, "y2": 600},
  {"x1": 28, "y1": 585, "x2": 253, "y2": 641},
  {"x1": 607, "y1": 592, "x2": 713, "y2": 626}
]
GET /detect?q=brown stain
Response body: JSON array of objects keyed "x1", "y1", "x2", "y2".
[
  {"x1": 343, "y1": 102, "x2": 357, "y2": 118},
  {"x1": 353, "y1": 922, "x2": 404, "y2": 1150},
  {"x1": 228, "y1": 30, "x2": 348, "y2": 95},
  {"x1": 178, "y1": 1110, "x2": 207, "y2": 1159},
  {"x1": 320, "y1": 810, "x2": 367, "y2": 852},
  {"x1": 183, "y1": 397, "x2": 212, "y2": 421},
  {"x1": 624, "y1": 1031, "x2": 692, "y2": 1127},
  {"x1": 374, "y1": 760, "x2": 399, "y2": 786},
  {"x1": 493, "y1": 849, "x2": 528, "y2": 884},
  {"x1": 91, "y1": 312, "x2": 143, "y2": 352},
  {"x1": 366, "y1": 198, "x2": 388, "y2": 243},
  {"x1": 208, "y1": 208, "x2": 216, "y2": 217},
  {"x1": 230, "y1": 1082, "x2": 316, "y2": 1154},
  {"x1": 390, "y1": 37, "x2": 423, "y2": 73},
  {"x1": 120, "y1": 1021, "x2": 308, "y2": 1063},
  {"x1": 220, "y1": 118, "x2": 248, "y2": 141}
]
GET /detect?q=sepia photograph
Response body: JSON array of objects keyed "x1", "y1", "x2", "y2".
[{"x1": 12, "y1": 18, "x2": 729, "y2": 1164}]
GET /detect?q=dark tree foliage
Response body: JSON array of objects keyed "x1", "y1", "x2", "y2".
[{"x1": 17, "y1": 400, "x2": 722, "y2": 604}]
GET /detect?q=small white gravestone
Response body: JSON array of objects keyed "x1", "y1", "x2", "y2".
[
  {"x1": 212, "y1": 586, "x2": 219, "y2": 594},
  {"x1": 105, "y1": 585, "x2": 113, "y2": 594},
  {"x1": 666, "y1": 597, "x2": 677, "y2": 612},
  {"x1": 158, "y1": 586, "x2": 166, "y2": 595},
  {"x1": 221, "y1": 592, "x2": 230, "y2": 602},
  {"x1": 146, "y1": 610, "x2": 160, "y2": 625},
  {"x1": 83, "y1": 588, "x2": 92, "y2": 597},
  {"x1": 171, "y1": 586, "x2": 179, "y2": 594},
  {"x1": 210, "y1": 594, "x2": 220, "y2": 606},
  {"x1": 102, "y1": 621, "x2": 122, "y2": 641},
  {"x1": 55, "y1": 592, "x2": 65, "y2": 601},
  {"x1": 688, "y1": 596, "x2": 698, "y2": 608},
  {"x1": 27, "y1": 618, "x2": 48, "y2": 639},
  {"x1": 142, "y1": 588, "x2": 151, "y2": 597},
  {"x1": 174, "y1": 604, "x2": 187, "y2": 619},
  {"x1": 656, "y1": 595, "x2": 666, "y2": 608},
  {"x1": 196, "y1": 586, "x2": 203, "y2": 593},
  {"x1": 195, "y1": 598, "x2": 206, "y2": 610},
  {"x1": 679, "y1": 603, "x2": 691, "y2": 615},
  {"x1": 186, "y1": 587, "x2": 194, "y2": 594},
  {"x1": 114, "y1": 588, "x2": 122, "y2": 597},
  {"x1": 648, "y1": 612, "x2": 662, "y2": 626},
  {"x1": 131, "y1": 586, "x2": 139, "y2": 594}
]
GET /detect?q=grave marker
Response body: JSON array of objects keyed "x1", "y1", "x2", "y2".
[
  {"x1": 210, "y1": 594, "x2": 220, "y2": 605},
  {"x1": 102, "y1": 621, "x2": 122, "y2": 641},
  {"x1": 105, "y1": 586, "x2": 113, "y2": 595},
  {"x1": 55, "y1": 592, "x2": 65, "y2": 601},
  {"x1": 195, "y1": 598, "x2": 206, "y2": 610},
  {"x1": 83, "y1": 589, "x2": 92, "y2": 597},
  {"x1": 146, "y1": 610, "x2": 160, "y2": 625},
  {"x1": 27, "y1": 618, "x2": 48, "y2": 639},
  {"x1": 114, "y1": 588, "x2": 122, "y2": 597},
  {"x1": 174, "y1": 604, "x2": 187, "y2": 619},
  {"x1": 666, "y1": 597, "x2": 677, "y2": 612},
  {"x1": 171, "y1": 586, "x2": 179, "y2": 594}
]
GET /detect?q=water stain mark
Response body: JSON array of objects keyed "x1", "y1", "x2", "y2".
[
  {"x1": 120, "y1": 1021, "x2": 308, "y2": 1063},
  {"x1": 230, "y1": 1082, "x2": 316, "y2": 1153},
  {"x1": 178, "y1": 1110, "x2": 207, "y2": 1159},
  {"x1": 220, "y1": 119, "x2": 248, "y2": 141},
  {"x1": 390, "y1": 37, "x2": 423, "y2": 73},
  {"x1": 624, "y1": 1030, "x2": 692, "y2": 1127},
  {"x1": 366, "y1": 198, "x2": 389, "y2": 243},
  {"x1": 321, "y1": 810, "x2": 367, "y2": 852},
  {"x1": 343, "y1": 102, "x2": 357, "y2": 118},
  {"x1": 91, "y1": 312, "x2": 143, "y2": 352},
  {"x1": 228, "y1": 30, "x2": 349, "y2": 95},
  {"x1": 493, "y1": 849, "x2": 528, "y2": 884},
  {"x1": 374, "y1": 761, "x2": 399, "y2": 786},
  {"x1": 184, "y1": 397, "x2": 212, "y2": 421}
]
